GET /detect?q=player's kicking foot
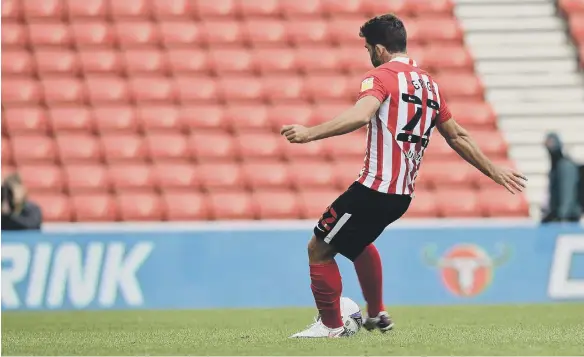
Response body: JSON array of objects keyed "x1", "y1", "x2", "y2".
[
  {"x1": 289, "y1": 320, "x2": 352, "y2": 338},
  {"x1": 363, "y1": 311, "x2": 394, "y2": 332}
]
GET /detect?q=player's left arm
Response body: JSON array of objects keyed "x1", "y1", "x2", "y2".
[{"x1": 280, "y1": 96, "x2": 380, "y2": 143}]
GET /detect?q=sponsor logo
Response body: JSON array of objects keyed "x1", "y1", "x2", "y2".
[
  {"x1": 548, "y1": 234, "x2": 584, "y2": 299},
  {"x1": 423, "y1": 243, "x2": 510, "y2": 297},
  {"x1": 360, "y1": 77, "x2": 374, "y2": 92}
]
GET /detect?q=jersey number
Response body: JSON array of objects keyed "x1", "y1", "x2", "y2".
[{"x1": 396, "y1": 93, "x2": 439, "y2": 148}]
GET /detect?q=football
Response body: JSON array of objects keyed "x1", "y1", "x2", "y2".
[{"x1": 340, "y1": 296, "x2": 363, "y2": 335}]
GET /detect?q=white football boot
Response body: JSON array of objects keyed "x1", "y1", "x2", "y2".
[
  {"x1": 363, "y1": 311, "x2": 394, "y2": 332},
  {"x1": 289, "y1": 316, "x2": 351, "y2": 338}
]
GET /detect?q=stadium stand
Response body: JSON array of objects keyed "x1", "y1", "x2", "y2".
[{"x1": 2, "y1": 0, "x2": 534, "y2": 221}]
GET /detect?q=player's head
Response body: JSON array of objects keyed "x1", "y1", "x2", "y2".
[{"x1": 359, "y1": 14, "x2": 407, "y2": 68}]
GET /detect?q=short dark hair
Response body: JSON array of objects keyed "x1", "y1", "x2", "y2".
[{"x1": 359, "y1": 14, "x2": 407, "y2": 53}]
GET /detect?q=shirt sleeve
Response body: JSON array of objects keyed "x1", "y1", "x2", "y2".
[
  {"x1": 356, "y1": 72, "x2": 388, "y2": 103},
  {"x1": 437, "y1": 94, "x2": 452, "y2": 124}
]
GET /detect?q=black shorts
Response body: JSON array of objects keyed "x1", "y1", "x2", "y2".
[{"x1": 313, "y1": 182, "x2": 411, "y2": 261}]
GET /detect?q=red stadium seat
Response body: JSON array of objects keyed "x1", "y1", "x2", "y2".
[
  {"x1": 71, "y1": 193, "x2": 118, "y2": 221},
  {"x1": 281, "y1": 0, "x2": 323, "y2": 17},
  {"x1": 473, "y1": 130, "x2": 508, "y2": 158},
  {"x1": 70, "y1": 22, "x2": 115, "y2": 47},
  {"x1": 305, "y1": 75, "x2": 351, "y2": 101},
  {"x1": 79, "y1": 49, "x2": 123, "y2": 74},
  {"x1": 2, "y1": 22, "x2": 28, "y2": 47},
  {"x1": 129, "y1": 76, "x2": 176, "y2": 102},
  {"x1": 209, "y1": 49, "x2": 253, "y2": 74},
  {"x1": 34, "y1": 49, "x2": 80, "y2": 75},
  {"x1": 331, "y1": 159, "x2": 363, "y2": 189},
  {"x1": 101, "y1": 134, "x2": 147, "y2": 162},
  {"x1": 423, "y1": 135, "x2": 458, "y2": 162},
  {"x1": 166, "y1": 49, "x2": 210, "y2": 74},
  {"x1": 339, "y1": 46, "x2": 372, "y2": 73},
  {"x1": 2, "y1": 78, "x2": 41, "y2": 105},
  {"x1": 175, "y1": 76, "x2": 218, "y2": 102},
  {"x1": 159, "y1": 21, "x2": 203, "y2": 46},
  {"x1": 12, "y1": 135, "x2": 57, "y2": 163},
  {"x1": 418, "y1": 19, "x2": 463, "y2": 44},
  {"x1": 287, "y1": 20, "x2": 329, "y2": 45},
  {"x1": 289, "y1": 160, "x2": 335, "y2": 189},
  {"x1": 108, "y1": 163, "x2": 155, "y2": 190},
  {"x1": 201, "y1": 21, "x2": 243, "y2": 46},
  {"x1": 268, "y1": 104, "x2": 313, "y2": 130},
  {"x1": 282, "y1": 139, "x2": 325, "y2": 160},
  {"x1": 2, "y1": 137, "x2": 13, "y2": 165},
  {"x1": 403, "y1": 190, "x2": 439, "y2": 218},
  {"x1": 263, "y1": 76, "x2": 305, "y2": 102},
  {"x1": 64, "y1": 164, "x2": 110, "y2": 193},
  {"x1": 2, "y1": 165, "x2": 16, "y2": 179},
  {"x1": 218, "y1": 77, "x2": 263, "y2": 102},
  {"x1": 360, "y1": 0, "x2": 407, "y2": 15},
  {"x1": 66, "y1": 0, "x2": 107, "y2": 18},
  {"x1": 180, "y1": 105, "x2": 226, "y2": 131},
  {"x1": 41, "y1": 77, "x2": 86, "y2": 104},
  {"x1": 243, "y1": 20, "x2": 287, "y2": 46},
  {"x1": 196, "y1": 0, "x2": 236, "y2": 18},
  {"x1": 198, "y1": 163, "x2": 245, "y2": 191},
  {"x1": 189, "y1": 132, "x2": 237, "y2": 161},
  {"x1": 2, "y1": 0, "x2": 22, "y2": 19},
  {"x1": 421, "y1": 160, "x2": 475, "y2": 189},
  {"x1": 137, "y1": 105, "x2": 181, "y2": 132},
  {"x1": 436, "y1": 73, "x2": 484, "y2": 100},
  {"x1": 23, "y1": 0, "x2": 64, "y2": 19},
  {"x1": 209, "y1": 192, "x2": 254, "y2": 219},
  {"x1": 236, "y1": 133, "x2": 283, "y2": 160},
  {"x1": 19, "y1": 165, "x2": 64, "y2": 192},
  {"x1": 123, "y1": 48, "x2": 168, "y2": 74},
  {"x1": 411, "y1": 0, "x2": 454, "y2": 16},
  {"x1": 253, "y1": 48, "x2": 297, "y2": 74},
  {"x1": 321, "y1": 0, "x2": 362, "y2": 15},
  {"x1": 115, "y1": 21, "x2": 160, "y2": 48},
  {"x1": 86, "y1": 76, "x2": 130, "y2": 104},
  {"x1": 296, "y1": 47, "x2": 342, "y2": 73},
  {"x1": 4, "y1": 107, "x2": 49, "y2": 134},
  {"x1": 478, "y1": 190, "x2": 529, "y2": 217},
  {"x1": 93, "y1": 106, "x2": 138, "y2": 133},
  {"x1": 242, "y1": 161, "x2": 291, "y2": 190},
  {"x1": 425, "y1": 46, "x2": 473, "y2": 72},
  {"x1": 323, "y1": 132, "x2": 365, "y2": 160},
  {"x1": 449, "y1": 101, "x2": 496, "y2": 129},
  {"x1": 32, "y1": 193, "x2": 72, "y2": 221},
  {"x1": 117, "y1": 192, "x2": 163, "y2": 221},
  {"x1": 298, "y1": 189, "x2": 341, "y2": 219},
  {"x1": 110, "y1": 0, "x2": 152, "y2": 18},
  {"x1": 49, "y1": 106, "x2": 94, "y2": 132},
  {"x1": 239, "y1": 0, "x2": 281, "y2": 17},
  {"x1": 145, "y1": 133, "x2": 189, "y2": 161},
  {"x1": 254, "y1": 190, "x2": 301, "y2": 219},
  {"x1": 28, "y1": 22, "x2": 71, "y2": 46},
  {"x1": 153, "y1": 163, "x2": 199, "y2": 190},
  {"x1": 56, "y1": 134, "x2": 102, "y2": 163},
  {"x1": 162, "y1": 191, "x2": 209, "y2": 220},
  {"x1": 2, "y1": 50, "x2": 34, "y2": 75},
  {"x1": 152, "y1": 0, "x2": 194, "y2": 18},
  {"x1": 328, "y1": 18, "x2": 367, "y2": 45},
  {"x1": 225, "y1": 105, "x2": 270, "y2": 132},
  {"x1": 311, "y1": 103, "x2": 347, "y2": 125},
  {"x1": 436, "y1": 189, "x2": 481, "y2": 217}
]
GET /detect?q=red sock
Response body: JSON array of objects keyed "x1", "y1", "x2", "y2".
[
  {"x1": 354, "y1": 244, "x2": 385, "y2": 317},
  {"x1": 310, "y1": 261, "x2": 343, "y2": 329}
]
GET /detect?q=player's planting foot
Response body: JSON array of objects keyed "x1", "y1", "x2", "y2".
[
  {"x1": 363, "y1": 311, "x2": 394, "y2": 332},
  {"x1": 289, "y1": 320, "x2": 352, "y2": 338}
]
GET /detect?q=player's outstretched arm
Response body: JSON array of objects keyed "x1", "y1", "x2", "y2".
[
  {"x1": 280, "y1": 96, "x2": 380, "y2": 143},
  {"x1": 437, "y1": 118, "x2": 527, "y2": 194}
]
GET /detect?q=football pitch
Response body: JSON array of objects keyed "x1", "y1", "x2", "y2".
[{"x1": 2, "y1": 304, "x2": 584, "y2": 356}]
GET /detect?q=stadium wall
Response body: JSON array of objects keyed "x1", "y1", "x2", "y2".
[{"x1": 2, "y1": 220, "x2": 583, "y2": 311}]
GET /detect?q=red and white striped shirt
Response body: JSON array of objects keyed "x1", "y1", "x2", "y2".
[{"x1": 356, "y1": 57, "x2": 451, "y2": 195}]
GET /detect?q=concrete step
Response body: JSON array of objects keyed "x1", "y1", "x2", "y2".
[
  {"x1": 478, "y1": 59, "x2": 578, "y2": 75},
  {"x1": 495, "y1": 102, "x2": 584, "y2": 116},
  {"x1": 465, "y1": 32, "x2": 567, "y2": 46},
  {"x1": 482, "y1": 74, "x2": 583, "y2": 88},
  {"x1": 510, "y1": 144, "x2": 584, "y2": 162},
  {"x1": 515, "y1": 160, "x2": 548, "y2": 175},
  {"x1": 455, "y1": 0, "x2": 550, "y2": 5},
  {"x1": 500, "y1": 117, "x2": 584, "y2": 132},
  {"x1": 487, "y1": 88, "x2": 584, "y2": 102},
  {"x1": 456, "y1": 3, "x2": 555, "y2": 18},
  {"x1": 504, "y1": 131, "x2": 583, "y2": 145},
  {"x1": 461, "y1": 18, "x2": 563, "y2": 32},
  {"x1": 471, "y1": 46, "x2": 574, "y2": 60}
]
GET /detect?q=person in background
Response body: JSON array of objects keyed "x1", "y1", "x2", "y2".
[
  {"x1": 1, "y1": 173, "x2": 42, "y2": 230},
  {"x1": 541, "y1": 132, "x2": 581, "y2": 223}
]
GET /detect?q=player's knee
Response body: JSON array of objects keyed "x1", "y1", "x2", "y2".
[{"x1": 307, "y1": 235, "x2": 335, "y2": 263}]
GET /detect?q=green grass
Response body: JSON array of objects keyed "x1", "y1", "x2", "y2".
[{"x1": 2, "y1": 304, "x2": 584, "y2": 355}]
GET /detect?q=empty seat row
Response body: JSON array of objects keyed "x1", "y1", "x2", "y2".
[
  {"x1": 2, "y1": 101, "x2": 496, "y2": 135},
  {"x1": 3, "y1": 0, "x2": 455, "y2": 20},
  {"x1": 2, "y1": 73, "x2": 484, "y2": 105},
  {"x1": 2, "y1": 130, "x2": 507, "y2": 164},
  {"x1": 29, "y1": 186, "x2": 527, "y2": 223},
  {"x1": 2, "y1": 18, "x2": 462, "y2": 48},
  {"x1": 1, "y1": 46, "x2": 473, "y2": 77}
]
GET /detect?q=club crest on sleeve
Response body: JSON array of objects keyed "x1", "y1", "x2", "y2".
[{"x1": 360, "y1": 77, "x2": 374, "y2": 92}]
